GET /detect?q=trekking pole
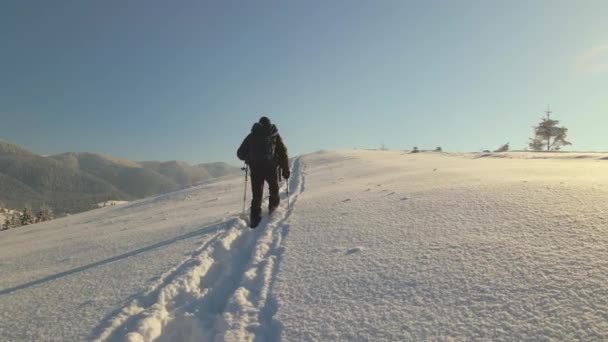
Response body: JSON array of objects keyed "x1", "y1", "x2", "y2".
[
  {"x1": 286, "y1": 178, "x2": 290, "y2": 210},
  {"x1": 242, "y1": 164, "x2": 248, "y2": 215}
]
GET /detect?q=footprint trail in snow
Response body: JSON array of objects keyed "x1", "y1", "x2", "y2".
[{"x1": 95, "y1": 157, "x2": 306, "y2": 342}]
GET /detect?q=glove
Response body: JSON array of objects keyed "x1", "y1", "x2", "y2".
[{"x1": 282, "y1": 169, "x2": 291, "y2": 179}]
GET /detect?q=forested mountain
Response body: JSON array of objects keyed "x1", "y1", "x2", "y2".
[{"x1": 0, "y1": 139, "x2": 240, "y2": 215}]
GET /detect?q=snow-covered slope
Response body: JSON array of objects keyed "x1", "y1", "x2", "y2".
[{"x1": 1, "y1": 150, "x2": 608, "y2": 341}]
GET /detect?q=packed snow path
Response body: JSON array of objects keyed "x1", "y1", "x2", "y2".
[
  {"x1": 2, "y1": 150, "x2": 608, "y2": 341},
  {"x1": 95, "y1": 157, "x2": 305, "y2": 342}
]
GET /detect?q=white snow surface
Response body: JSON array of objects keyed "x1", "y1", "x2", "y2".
[{"x1": 2, "y1": 150, "x2": 608, "y2": 341}]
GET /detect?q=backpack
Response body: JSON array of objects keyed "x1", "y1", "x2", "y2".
[
  {"x1": 248, "y1": 126, "x2": 277, "y2": 163},
  {"x1": 261, "y1": 135, "x2": 276, "y2": 161}
]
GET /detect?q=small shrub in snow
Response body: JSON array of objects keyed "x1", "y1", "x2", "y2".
[
  {"x1": 494, "y1": 143, "x2": 509, "y2": 152},
  {"x1": 411, "y1": 147, "x2": 420, "y2": 153},
  {"x1": 435, "y1": 146, "x2": 442, "y2": 152}
]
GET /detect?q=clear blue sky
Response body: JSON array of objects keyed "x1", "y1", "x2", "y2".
[{"x1": 1, "y1": 0, "x2": 607, "y2": 164}]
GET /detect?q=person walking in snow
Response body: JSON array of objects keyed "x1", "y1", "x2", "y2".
[{"x1": 237, "y1": 116, "x2": 290, "y2": 228}]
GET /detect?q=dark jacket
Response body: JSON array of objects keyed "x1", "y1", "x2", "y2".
[{"x1": 237, "y1": 123, "x2": 289, "y2": 171}]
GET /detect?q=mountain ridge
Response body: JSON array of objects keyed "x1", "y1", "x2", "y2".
[{"x1": 0, "y1": 139, "x2": 241, "y2": 214}]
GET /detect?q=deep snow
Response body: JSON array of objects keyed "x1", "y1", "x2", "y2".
[{"x1": 1, "y1": 150, "x2": 608, "y2": 341}]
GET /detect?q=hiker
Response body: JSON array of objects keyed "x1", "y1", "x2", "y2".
[{"x1": 237, "y1": 116, "x2": 290, "y2": 228}]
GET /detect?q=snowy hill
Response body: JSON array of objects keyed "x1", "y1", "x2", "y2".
[{"x1": 1, "y1": 150, "x2": 608, "y2": 341}]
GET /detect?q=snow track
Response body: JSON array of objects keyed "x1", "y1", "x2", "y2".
[{"x1": 95, "y1": 158, "x2": 305, "y2": 342}]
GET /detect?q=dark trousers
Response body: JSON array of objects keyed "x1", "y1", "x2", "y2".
[{"x1": 249, "y1": 162, "x2": 280, "y2": 218}]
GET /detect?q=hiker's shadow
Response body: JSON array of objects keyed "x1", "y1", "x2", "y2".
[{"x1": 0, "y1": 219, "x2": 231, "y2": 298}]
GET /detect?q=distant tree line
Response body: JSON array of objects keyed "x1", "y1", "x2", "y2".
[{"x1": 1, "y1": 205, "x2": 54, "y2": 231}]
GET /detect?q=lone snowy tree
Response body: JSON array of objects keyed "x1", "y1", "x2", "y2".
[
  {"x1": 20, "y1": 207, "x2": 35, "y2": 226},
  {"x1": 10, "y1": 212, "x2": 20, "y2": 228},
  {"x1": 529, "y1": 107, "x2": 571, "y2": 151},
  {"x1": 2, "y1": 216, "x2": 10, "y2": 230},
  {"x1": 36, "y1": 205, "x2": 54, "y2": 222}
]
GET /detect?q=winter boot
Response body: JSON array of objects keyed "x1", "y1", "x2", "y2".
[
  {"x1": 269, "y1": 204, "x2": 278, "y2": 216},
  {"x1": 249, "y1": 209, "x2": 262, "y2": 229}
]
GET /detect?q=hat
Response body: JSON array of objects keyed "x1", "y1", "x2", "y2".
[{"x1": 259, "y1": 116, "x2": 271, "y2": 127}]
